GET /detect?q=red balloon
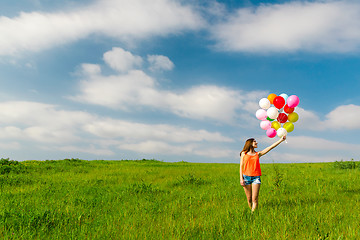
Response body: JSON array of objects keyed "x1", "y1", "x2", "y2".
[
  {"x1": 284, "y1": 104, "x2": 294, "y2": 114},
  {"x1": 277, "y1": 113, "x2": 288, "y2": 123},
  {"x1": 273, "y1": 96, "x2": 285, "y2": 109}
]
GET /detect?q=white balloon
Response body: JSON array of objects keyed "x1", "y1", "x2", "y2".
[
  {"x1": 267, "y1": 107, "x2": 279, "y2": 120},
  {"x1": 277, "y1": 128, "x2": 287, "y2": 137},
  {"x1": 279, "y1": 93, "x2": 289, "y2": 103},
  {"x1": 259, "y1": 98, "x2": 271, "y2": 109}
]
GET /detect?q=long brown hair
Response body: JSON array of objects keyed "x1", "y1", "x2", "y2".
[{"x1": 240, "y1": 138, "x2": 255, "y2": 156}]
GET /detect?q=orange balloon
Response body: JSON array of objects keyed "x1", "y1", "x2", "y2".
[{"x1": 267, "y1": 93, "x2": 277, "y2": 104}]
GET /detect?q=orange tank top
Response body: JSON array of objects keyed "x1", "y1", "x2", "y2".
[{"x1": 242, "y1": 152, "x2": 261, "y2": 176}]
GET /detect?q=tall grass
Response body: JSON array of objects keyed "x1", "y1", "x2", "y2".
[{"x1": 0, "y1": 158, "x2": 359, "y2": 239}]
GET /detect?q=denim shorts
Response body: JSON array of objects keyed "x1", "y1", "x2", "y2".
[{"x1": 243, "y1": 174, "x2": 261, "y2": 185}]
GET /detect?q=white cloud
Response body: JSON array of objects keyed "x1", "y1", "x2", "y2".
[
  {"x1": 23, "y1": 126, "x2": 81, "y2": 143},
  {"x1": 0, "y1": 0, "x2": 203, "y2": 56},
  {"x1": 292, "y1": 107, "x2": 324, "y2": 131},
  {"x1": 211, "y1": 1, "x2": 360, "y2": 53},
  {"x1": 0, "y1": 126, "x2": 23, "y2": 139},
  {"x1": 119, "y1": 141, "x2": 195, "y2": 156},
  {"x1": 0, "y1": 100, "x2": 235, "y2": 159},
  {"x1": 147, "y1": 54, "x2": 174, "y2": 71},
  {"x1": 194, "y1": 147, "x2": 235, "y2": 158},
  {"x1": 0, "y1": 101, "x2": 94, "y2": 143},
  {"x1": 104, "y1": 47, "x2": 143, "y2": 73},
  {"x1": 83, "y1": 117, "x2": 235, "y2": 159},
  {"x1": 264, "y1": 152, "x2": 339, "y2": 163},
  {"x1": 0, "y1": 141, "x2": 21, "y2": 150},
  {"x1": 83, "y1": 118, "x2": 233, "y2": 143},
  {"x1": 165, "y1": 85, "x2": 244, "y2": 122},
  {"x1": 0, "y1": 101, "x2": 233, "y2": 145},
  {"x1": 73, "y1": 70, "x2": 257, "y2": 122},
  {"x1": 0, "y1": 101, "x2": 94, "y2": 128},
  {"x1": 55, "y1": 145, "x2": 114, "y2": 156},
  {"x1": 118, "y1": 140, "x2": 234, "y2": 158},
  {"x1": 72, "y1": 69, "x2": 157, "y2": 110},
  {"x1": 281, "y1": 136, "x2": 358, "y2": 151},
  {"x1": 72, "y1": 48, "x2": 264, "y2": 123},
  {"x1": 80, "y1": 64, "x2": 102, "y2": 76},
  {"x1": 294, "y1": 104, "x2": 360, "y2": 131},
  {"x1": 323, "y1": 104, "x2": 360, "y2": 129},
  {"x1": 259, "y1": 134, "x2": 360, "y2": 163}
]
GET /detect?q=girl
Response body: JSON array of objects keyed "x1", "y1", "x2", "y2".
[{"x1": 240, "y1": 136, "x2": 286, "y2": 212}]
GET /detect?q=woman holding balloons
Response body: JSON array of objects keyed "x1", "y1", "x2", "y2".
[
  {"x1": 240, "y1": 136, "x2": 286, "y2": 212},
  {"x1": 240, "y1": 93, "x2": 300, "y2": 212}
]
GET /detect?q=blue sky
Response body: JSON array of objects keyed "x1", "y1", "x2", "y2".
[{"x1": 1, "y1": 0, "x2": 360, "y2": 163}]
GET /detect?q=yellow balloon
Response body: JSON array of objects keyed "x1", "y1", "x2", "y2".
[
  {"x1": 283, "y1": 122, "x2": 294, "y2": 132},
  {"x1": 271, "y1": 121, "x2": 281, "y2": 130},
  {"x1": 288, "y1": 112, "x2": 299, "y2": 123}
]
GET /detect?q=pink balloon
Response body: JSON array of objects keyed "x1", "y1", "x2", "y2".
[
  {"x1": 266, "y1": 128, "x2": 277, "y2": 138},
  {"x1": 287, "y1": 95, "x2": 300, "y2": 108},
  {"x1": 260, "y1": 120, "x2": 271, "y2": 130},
  {"x1": 256, "y1": 109, "x2": 267, "y2": 120}
]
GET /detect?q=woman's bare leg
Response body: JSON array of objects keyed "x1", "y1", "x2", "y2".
[
  {"x1": 251, "y1": 183, "x2": 261, "y2": 212},
  {"x1": 243, "y1": 184, "x2": 253, "y2": 209}
]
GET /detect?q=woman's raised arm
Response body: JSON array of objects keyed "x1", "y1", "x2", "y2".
[{"x1": 258, "y1": 136, "x2": 286, "y2": 157}]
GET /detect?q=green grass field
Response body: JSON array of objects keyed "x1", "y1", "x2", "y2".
[{"x1": 0, "y1": 158, "x2": 359, "y2": 239}]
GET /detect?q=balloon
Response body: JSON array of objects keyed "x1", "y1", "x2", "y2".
[
  {"x1": 256, "y1": 93, "x2": 299, "y2": 138},
  {"x1": 256, "y1": 109, "x2": 267, "y2": 120},
  {"x1": 267, "y1": 93, "x2": 277, "y2": 104},
  {"x1": 288, "y1": 112, "x2": 299, "y2": 122},
  {"x1": 277, "y1": 113, "x2": 288, "y2": 123},
  {"x1": 273, "y1": 96, "x2": 285, "y2": 109},
  {"x1": 284, "y1": 104, "x2": 294, "y2": 114},
  {"x1": 259, "y1": 98, "x2": 271, "y2": 109},
  {"x1": 260, "y1": 120, "x2": 272, "y2": 130},
  {"x1": 279, "y1": 93, "x2": 289, "y2": 103},
  {"x1": 267, "y1": 117, "x2": 274, "y2": 121},
  {"x1": 267, "y1": 107, "x2": 279, "y2": 120},
  {"x1": 277, "y1": 128, "x2": 287, "y2": 137},
  {"x1": 287, "y1": 95, "x2": 300, "y2": 108},
  {"x1": 266, "y1": 128, "x2": 277, "y2": 138},
  {"x1": 283, "y1": 122, "x2": 294, "y2": 133},
  {"x1": 271, "y1": 121, "x2": 281, "y2": 130}
]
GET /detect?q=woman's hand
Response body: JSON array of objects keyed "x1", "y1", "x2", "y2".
[
  {"x1": 240, "y1": 177, "x2": 245, "y2": 186},
  {"x1": 281, "y1": 135, "x2": 287, "y2": 141}
]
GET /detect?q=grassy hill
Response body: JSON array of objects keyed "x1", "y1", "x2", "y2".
[{"x1": 0, "y1": 158, "x2": 359, "y2": 239}]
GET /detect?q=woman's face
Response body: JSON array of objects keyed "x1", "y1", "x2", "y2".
[{"x1": 252, "y1": 140, "x2": 258, "y2": 148}]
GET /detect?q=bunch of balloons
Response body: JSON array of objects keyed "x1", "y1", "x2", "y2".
[{"x1": 256, "y1": 93, "x2": 300, "y2": 138}]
